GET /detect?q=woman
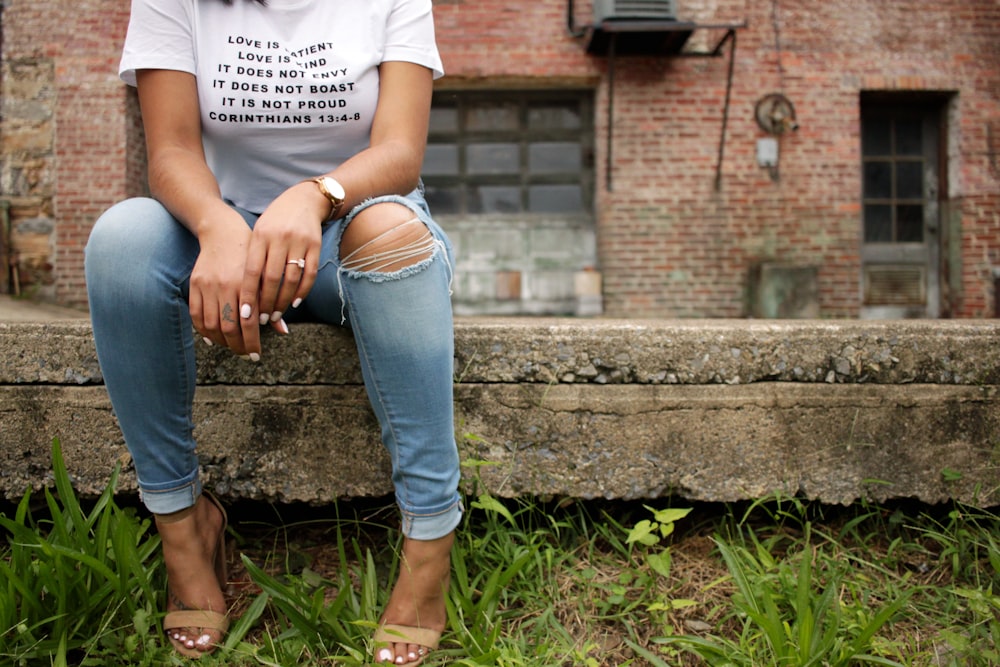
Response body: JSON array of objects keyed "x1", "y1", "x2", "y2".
[{"x1": 84, "y1": 0, "x2": 460, "y2": 664}]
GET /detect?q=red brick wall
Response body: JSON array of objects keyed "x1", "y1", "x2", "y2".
[
  {"x1": 53, "y1": 3, "x2": 133, "y2": 307},
  {"x1": 436, "y1": 0, "x2": 1000, "y2": 318},
  {"x1": 4, "y1": 0, "x2": 997, "y2": 317}
]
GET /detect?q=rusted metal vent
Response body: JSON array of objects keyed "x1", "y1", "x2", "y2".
[
  {"x1": 593, "y1": 0, "x2": 677, "y2": 21},
  {"x1": 864, "y1": 265, "x2": 926, "y2": 306}
]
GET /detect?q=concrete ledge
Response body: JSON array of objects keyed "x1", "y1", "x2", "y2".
[{"x1": 2, "y1": 319, "x2": 999, "y2": 506}]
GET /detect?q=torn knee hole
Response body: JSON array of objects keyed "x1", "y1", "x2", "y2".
[{"x1": 340, "y1": 217, "x2": 436, "y2": 274}]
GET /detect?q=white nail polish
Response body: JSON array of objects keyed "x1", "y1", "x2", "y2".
[
  {"x1": 377, "y1": 648, "x2": 393, "y2": 662},
  {"x1": 196, "y1": 633, "x2": 212, "y2": 646},
  {"x1": 249, "y1": 352, "x2": 261, "y2": 362},
  {"x1": 292, "y1": 297, "x2": 302, "y2": 308},
  {"x1": 277, "y1": 318, "x2": 289, "y2": 335},
  {"x1": 203, "y1": 337, "x2": 213, "y2": 346},
  {"x1": 240, "y1": 303, "x2": 252, "y2": 319},
  {"x1": 259, "y1": 313, "x2": 269, "y2": 326}
]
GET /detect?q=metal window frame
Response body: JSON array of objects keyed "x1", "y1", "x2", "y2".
[{"x1": 425, "y1": 89, "x2": 596, "y2": 216}]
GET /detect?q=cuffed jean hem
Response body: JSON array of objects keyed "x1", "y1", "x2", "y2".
[
  {"x1": 400, "y1": 499, "x2": 463, "y2": 541},
  {"x1": 138, "y1": 478, "x2": 203, "y2": 515}
]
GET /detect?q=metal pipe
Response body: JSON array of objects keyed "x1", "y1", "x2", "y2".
[
  {"x1": 714, "y1": 29, "x2": 737, "y2": 191},
  {"x1": 606, "y1": 33, "x2": 616, "y2": 192},
  {"x1": 994, "y1": 268, "x2": 1000, "y2": 318},
  {"x1": 0, "y1": 199, "x2": 11, "y2": 296}
]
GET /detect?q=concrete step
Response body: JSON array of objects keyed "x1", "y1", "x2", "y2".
[{"x1": 2, "y1": 319, "x2": 998, "y2": 507}]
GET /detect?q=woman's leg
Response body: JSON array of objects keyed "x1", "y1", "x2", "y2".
[
  {"x1": 86, "y1": 197, "x2": 202, "y2": 512},
  {"x1": 307, "y1": 193, "x2": 462, "y2": 537},
  {"x1": 305, "y1": 193, "x2": 461, "y2": 664},
  {"x1": 85, "y1": 198, "x2": 228, "y2": 654}
]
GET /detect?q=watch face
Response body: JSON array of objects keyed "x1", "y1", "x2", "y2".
[{"x1": 322, "y1": 177, "x2": 345, "y2": 201}]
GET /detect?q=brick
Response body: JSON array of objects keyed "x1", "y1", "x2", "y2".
[{"x1": 2, "y1": 0, "x2": 997, "y2": 316}]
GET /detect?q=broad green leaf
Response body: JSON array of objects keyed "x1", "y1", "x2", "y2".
[{"x1": 647, "y1": 551, "x2": 672, "y2": 579}]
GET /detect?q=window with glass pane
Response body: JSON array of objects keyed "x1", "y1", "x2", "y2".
[
  {"x1": 423, "y1": 90, "x2": 594, "y2": 215},
  {"x1": 861, "y1": 112, "x2": 926, "y2": 244}
]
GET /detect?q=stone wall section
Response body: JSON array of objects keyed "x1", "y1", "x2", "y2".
[
  {"x1": 1, "y1": 0, "x2": 133, "y2": 305},
  {"x1": 2, "y1": 319, "x2": 998, "y2": 507}
]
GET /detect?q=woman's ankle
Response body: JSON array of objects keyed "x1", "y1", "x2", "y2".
[
  {"x1": 156, "y1": 496, "x2": 227, "y2": 602},
  {"x1": 381, "y1": 532, "x2": 454, "y2": 629}
]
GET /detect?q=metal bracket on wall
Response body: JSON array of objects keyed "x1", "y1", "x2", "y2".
[{"x1": 578, "y1": 19, "x2": 744, "y2": 192}]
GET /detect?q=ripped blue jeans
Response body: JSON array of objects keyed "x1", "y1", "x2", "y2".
[{"x1": 85, "y1": 190, "x2": 462, "y2": 540}]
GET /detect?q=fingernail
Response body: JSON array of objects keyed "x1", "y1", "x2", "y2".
[
  {"x1": 239, "y1": 355, "x2": 251, "y2": 361},
  {"x1": 292, "y1": 298, "x2": 302, "y2": 308},
  {"x1": 377, "y1": 648, "x2": 393, "y2": 662},
  {"x1": 259, "y1": 313, "x2": 269, "y2": 326},
  {"x1": 249, "y1": 352, "x2": 261, "y2": 362},
  {"x1": 202, "y1": 337, "x2": 213, "y2": 346},
  {"x1": 270, "y1": 310, "x2": 282, "y2": 322},
  {"x1": 277, "y1": 318, "x2": 289, "y2": 335},
  {"x1": 240, "y1": 303, "x2": 252, "y2": 319},
  {"x1": 196, "y1": 633, "x2": 212, "y2": 646},
  {"x1": 408, "y1": 651, "x2": 418, "y2": 660}
]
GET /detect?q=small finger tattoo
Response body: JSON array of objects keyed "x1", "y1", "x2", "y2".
[{"x1": 222, "y1": 303, "x2": 236, "y2": 323}]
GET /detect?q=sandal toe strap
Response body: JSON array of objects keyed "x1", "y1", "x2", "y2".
[
  {"x1": 374, "y1": 623, "x2": 441, "y2": 651},
  {"x1": 164, "y1": 609, "x2": 230, "y2": 634}
]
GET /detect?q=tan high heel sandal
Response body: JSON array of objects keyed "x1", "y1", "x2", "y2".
[
  {"x1": 373, "y1": 623, "x2": 441, "y2": 666},
  {"x1": 159, "y1": 492, "x2": 230, "y2": 659}
]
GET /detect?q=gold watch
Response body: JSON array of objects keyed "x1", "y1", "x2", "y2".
[{"x1": 311, "y1": 176, "x2": 346, "y2": 221}]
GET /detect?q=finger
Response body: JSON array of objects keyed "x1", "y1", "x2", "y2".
[
  {"x1": 189, "y1": 288, "x2": 208, "y2": 340},
  {"x1": 287, "y1": 236, "x2": 321, "y2": 312},
  {"x1": 256, "y1": 248, "x2": 288, "y2": 324},
  {"x1": 272, "y1": 254, "x2": 307, "y2": 319},
  {"x1": 238, "y1": 233, "x2": 268, "y2": 359},
  {"x1": 291, "y1": 252, "x2": 319, "y2": 312},
  {"x1": 240, "y1": 302, "x2": 262, "y2": 360},
  {"x1": 241, "y1": 233, "x2": 269, "y2": 326},
  {"x1": 221, "y1": 296, "x2": 249, "y2": 356},
  {"x1": 191, "y1": 288, "x2": 225, "y2": 347},
  {"x1": 270, "y1": 317, "x2": 290, "y2": 336}
]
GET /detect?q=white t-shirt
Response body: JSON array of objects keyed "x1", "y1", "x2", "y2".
[{"x1": 120, "y1": 0, "x2": 444, "y2": 213}]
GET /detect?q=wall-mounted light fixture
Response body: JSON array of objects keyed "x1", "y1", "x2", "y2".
[{"x1": 754, "y1": 93, "x2": 797, "y2": 181}]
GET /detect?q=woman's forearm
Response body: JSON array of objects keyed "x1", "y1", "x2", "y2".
[
  {"x1": 321, "y1": 61, "x2": 432, "y2": 212},
  {"x1": 146, "y1": 144, "x2": 246, "y2": 240},
  {"x1": 326, "y1": 138, "x2": 425, "y2": 212}
]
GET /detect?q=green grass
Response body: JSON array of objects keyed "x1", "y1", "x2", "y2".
[
  {"x1": 0, "y1": 441, "x2": 162, "y2": 666},
  {"x1": 2, "y1": 443, "x2": 999, "y2": 665}
]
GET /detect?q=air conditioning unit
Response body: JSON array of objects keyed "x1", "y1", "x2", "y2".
[{"x1": 593, "y1": 0, "x2": 677, "y2": 22}]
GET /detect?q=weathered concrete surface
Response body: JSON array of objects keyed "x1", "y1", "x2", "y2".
[{"x1": 1, "y1": 319, "x2": 999, "y2": 507}]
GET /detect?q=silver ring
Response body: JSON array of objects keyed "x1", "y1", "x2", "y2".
[{"x1": 286, "y1": 258, "x2": 305, "y2": 269}]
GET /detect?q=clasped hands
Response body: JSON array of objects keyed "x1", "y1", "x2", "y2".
[{"x1": 189, "y1": 183, "x2": 326, "y2": 361}]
